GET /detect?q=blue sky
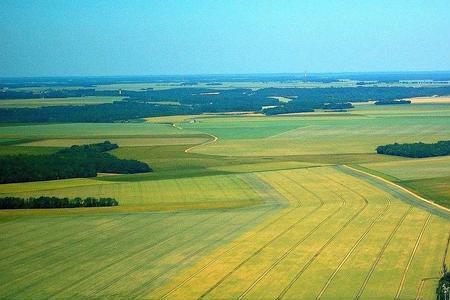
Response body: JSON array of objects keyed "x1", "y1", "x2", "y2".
[{"x1": 1, "y1": 0, "x2": 449, "y2": 76}]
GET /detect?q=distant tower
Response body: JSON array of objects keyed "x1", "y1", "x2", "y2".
[{"x1": 118, "y1": 89, "x2": 122, "y2": 96}]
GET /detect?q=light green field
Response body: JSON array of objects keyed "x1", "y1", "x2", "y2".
[
  {"x1": 0, "y1": 96, "x2": 123, "y2": 108},
  {"x1": 185, "y1": 114, "x2": 450, "y2": 156},
  {"x1": 1, "y1": 102, "x2": 449, "y2": 299},
  {"x1": 0, "y1": 122, "x2": 198, "y2": 139},
  {"x1": 18, "y1": 136, "x2": 210, "y2": 147}
]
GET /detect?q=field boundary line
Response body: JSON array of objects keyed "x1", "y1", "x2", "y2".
[
  {"x1": 184, "y1": 133, "x2": 218, "y2": 153},
  {"x1": 315, "y1": 198, "x2": 391, "y2": 299},
  {"x1": 395, "y1": 213, "x2": 432, "y2": 299},
  {"x1": 342, "y1": 165, "x2": 450, "y2": 215},
  {"x1": 265, "y1": 125, "x2": 313, "y2": 140},
  {"x1": 354, "y1": 206, "x2": 413, "y2": 300}
]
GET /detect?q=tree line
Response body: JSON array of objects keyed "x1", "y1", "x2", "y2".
[
  {"x1": 376, "y1": 140, "x2": 450, "y2": 158},
  {"x1": 0, "y1": 196, "x2": 118, "y2": 209},
  {"x1": 374, "y1": 100, "x2": 411, "y2": 105},
  {"x1": 0, "y1": 141, "x2": 152, "y2": 183}
]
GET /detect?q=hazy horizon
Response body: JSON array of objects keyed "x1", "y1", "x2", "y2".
[{"x1": 1, "y1": 0, "x2": 450, "y2": 77}]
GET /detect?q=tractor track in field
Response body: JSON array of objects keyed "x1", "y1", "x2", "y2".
[
  {"x1": 354, "y1": 205, "x2": 413, "y2": 300},
  {"x1": 158, "y1": 172, "x2": 312, "y2": 300},
  {"x1": 126, "y1": 208, "x2": 277, "y2": 299},
  {"x1": 0, "y1": 214, "x2": 128, "y2": 263},
  {"x1": 197, "y1": 177, "x2": 341, "y2": 300},
  {"x1": 394, "y1": 213, "x2": 432, "y2": 300},
  {"x1": 415, "y1": 277, "x2": 440, "y2": 300},
  {"x1": 416, "y1": 230, "x2": 450, "y2": 298},
  {"x1": 239, "y1": 174, "x2": 292, "y2": 208},
  {"x1": 275, "y1": 173, "x2": 369, "y2": 300},
  {"x1": 40, "y1": 212, "x2": 222, "y2": 299},
  {"x1": 0, "y1": 212, "x2": 136, "y2": 268},
  {"x1": 237, "y1": 183, "x2": 349, "y2": 300},
  {"x1": 1, "y1": 211, "x2": 193, "y2": 296},
  {"x1": 315, "y1": 197, "x2": 392, "y2": 299},
  {"x1": 158, "y1": 197, "x2": 302, "y2": 299},
  {"x1": 1, "y1": 207, "x2": 130, "y2": 245},
  {"x1": 83, "y1": 211, "x2": 245, "y2": 298}
]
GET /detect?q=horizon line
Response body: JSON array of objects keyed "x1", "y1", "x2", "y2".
[{"x1": 2, "y1": 70, "x2": 450, "y2": 80}]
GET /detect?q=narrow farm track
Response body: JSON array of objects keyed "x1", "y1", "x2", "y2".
[
  {"x1": 184, "y1": 133, "x2": 218, "y2": 153},
  {"x1": 354, "y1": 206, "x2": 414, "y2": 300},
  {"x1": 342, "y1": 165, "x2": 450, "y2": 217},
  {"x1": 394, "y1": 213, "x2": 432, "y2": 300}
]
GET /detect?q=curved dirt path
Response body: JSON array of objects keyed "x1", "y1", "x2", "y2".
[{"x1": 184, "y1": 133, "x2": 218, "y2": 153}]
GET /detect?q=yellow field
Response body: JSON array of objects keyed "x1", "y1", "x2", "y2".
[{"x1": 409, "y1": 96, "x2": 450, "y2": 104}]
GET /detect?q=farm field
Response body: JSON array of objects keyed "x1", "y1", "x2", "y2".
[
  {"x1": 1, "y1": 102, "x2": 450, "y2": 299},
  {"x1": 0, "y1": 96, "x2": 123, "y2": 108}
]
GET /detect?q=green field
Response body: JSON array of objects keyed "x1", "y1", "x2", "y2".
[{"x1": 1, "y1": 102, "x2": 450, "y2": 299}]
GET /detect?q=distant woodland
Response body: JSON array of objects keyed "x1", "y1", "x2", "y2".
[
  {"x1": 0, "y1": 141, "x2": 152, "y2": 183},
  {"x1": 1, "y1": 86, "x2": 450, "y2": 122}
]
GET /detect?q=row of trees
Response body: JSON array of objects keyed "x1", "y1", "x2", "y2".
[
  {"x1": 0, "y1": 141, "x2": 152, "y2": 183},
  {"x1": 0, "y1": 196, "x2": 118, "y2": 209},
  {"x1": 374, "y1": 100, "x2": 411, "y2": 105},
  {"x1": 376, "y1": 140, "x2": 450, "y2": 158}
]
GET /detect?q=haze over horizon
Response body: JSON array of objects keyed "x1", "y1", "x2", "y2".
[{"x1": 1, "y1": 0, "x2": 450, "y2": 77}]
